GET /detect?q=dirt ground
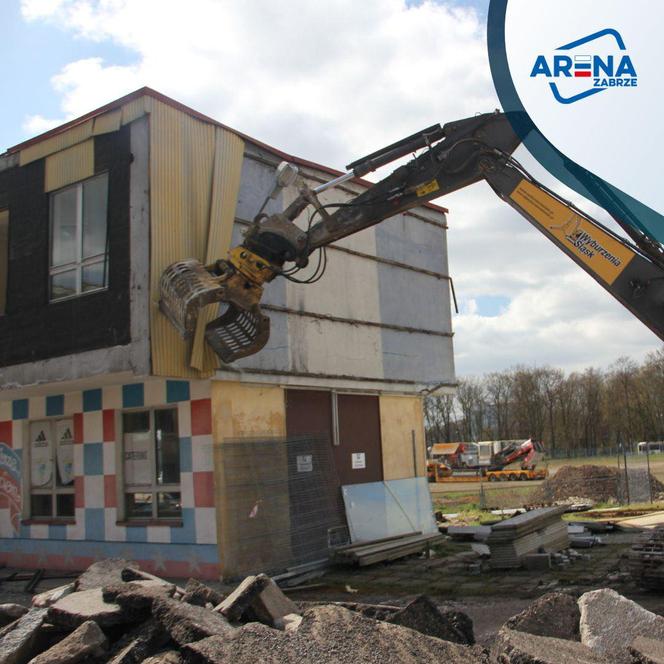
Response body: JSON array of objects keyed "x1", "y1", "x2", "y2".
[{"x1": 3, "y1": 527, "x2": 664, "y2": 647}]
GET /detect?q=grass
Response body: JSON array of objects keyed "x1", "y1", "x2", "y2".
[
  {"x1": 432, "y1": 452, "x2": 664, "y2": 521},
  {"x1": 433, "y1": 485, "x2": 536, "y2": 516}
]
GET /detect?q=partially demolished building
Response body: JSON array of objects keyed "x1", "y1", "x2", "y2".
[{"x1": 0, "y1": 88, "x2": 455, "y2": 578}]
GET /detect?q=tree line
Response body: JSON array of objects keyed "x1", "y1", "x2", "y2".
[{"x1": 424, "y1": 348, "x2": 664, "y2": 457}]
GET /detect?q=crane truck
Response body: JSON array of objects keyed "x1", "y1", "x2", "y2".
[
  {"x1": 427, "y1": 438, "x2": 547, "y2": 483},
  {"x1": 158, "y1": 111, "x2": 664, "y2": 368}
]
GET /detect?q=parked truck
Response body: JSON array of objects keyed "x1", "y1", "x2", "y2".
[{"x1": 427, "y1": 438, "x2": 547, "y2": 483}]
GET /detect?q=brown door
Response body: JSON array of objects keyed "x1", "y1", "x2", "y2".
[
  {"x1": 285, "y1": 390, "x2": 332, "y2": 438},
  {"x1": 335, "y1": 394, "x2": 383, "y2": 486}
]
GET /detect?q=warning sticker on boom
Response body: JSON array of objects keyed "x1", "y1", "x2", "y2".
[{"x1": 510, "y1": 179, "x2": 635, "y2": 285}]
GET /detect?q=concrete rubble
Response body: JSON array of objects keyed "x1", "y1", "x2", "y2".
[
  {"x1": 3, "y1": 559, "x2": 664, "y2": 662},
  {"x1": 579, "y1": 588, "x2": 664, "y2": 663}
]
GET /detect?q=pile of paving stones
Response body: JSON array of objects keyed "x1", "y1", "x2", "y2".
[
  {"x1": 1, "y1": 559, "x2": 663, "y2": 663},
  {"x1": 533, "y1": 465, "x2": 664, "y2": 505}
]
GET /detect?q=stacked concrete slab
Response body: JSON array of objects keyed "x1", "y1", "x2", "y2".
[{"x1": 486, "y1": 506, "x2": 569, "y2": 568}]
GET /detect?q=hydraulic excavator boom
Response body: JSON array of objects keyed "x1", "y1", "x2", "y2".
[{"x1": 159, "y1": 111, "x2": 664, "y2": 364}]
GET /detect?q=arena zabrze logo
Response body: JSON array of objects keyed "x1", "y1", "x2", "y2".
[{"x1": 530, "y1": 28, "x2": 637, "y2": 104}]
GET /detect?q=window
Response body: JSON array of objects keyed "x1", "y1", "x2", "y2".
[
  {"x1": 0, "y1": 209, "x2": 7, "y2": 314},
  {"x1": 29, "y1": 420, "x2": 75, "y2": 519},
  {"x1": 122, "y1": 408, "x2": 181, "y2": 520},
  {"x1": 49, "y1": 173, "x2": 109, "y2": 301}
]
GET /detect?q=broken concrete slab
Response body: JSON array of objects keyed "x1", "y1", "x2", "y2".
[
  {"x1": 385, "y1": 595, "x2": 474, "y2": 645},
  {"x1": 142, "y1": 652, "x2": 183, "y2": 664},
  {"x1": 103, "y1": 581, "x2": 176, "y2": 614},
  {"x1": 32, "y1": 583, "x2": 75, "y2": 608},
  {"x1": 491, "y1": 628, "x2": 609, "y2": 663},
  {"x1": 183, "y1": 605, "x2": 488, "y2": 664},
  {"x1": 121, "y1": 567, "x2": 185, "y2": 594},
  {"x1": 48, "y1": 588, "x2": 127, "y2": 629},
  {"x1": 505, "y1": 592, "x2": 580, "y2": 640},
  {"x1": 0, "y1": 607, "x2": 48, "y2": 664},
  {"x1": 579, "y1": 588, "x2": 664, "y2": 663},
  {"x1": 283, "y1": 613, "x2": 302, "y2": 632},
  {"x1": 152, "y1": 597, "x2": 234, "y2": 646},
  {"x1": 630, "y1": 636, "x2": 664, "y2": 664},
  {"x1": 181, "y1": 579, "x2": 225, "y2": 608},
  {"x1": 28, "y1": 619, "x2": 107, "y2": 664},
  {"x1": 106, "y1": 618, "x2": 171, "y2": 664},
  {"x1": 214, "y1": 574, "x2": 271, "y2": 621},
  {"x1": 248, "y1": 578, "x2": 299, "y2": 628},
  {"x1": 76, "y1": 558, "x2": 136, "y2": 591},
  {"x1": 0, "y1": 604, "x2": 28, "y2": 627}
]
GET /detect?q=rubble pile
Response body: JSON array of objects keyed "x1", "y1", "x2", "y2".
[
  {"x1": 0, "y1": 559, "x2": 491, "y2": 664},
  {"x1": 533, "y1": 465, "x2": 664, "y2": 504},
  {"x1": 3, "y1": 559, "x2": 664, "y2": 663}
]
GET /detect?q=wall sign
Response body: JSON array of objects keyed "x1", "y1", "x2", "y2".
[
  {"x1": 0, "y1": 443, "x2": 21, "y2": 536},
  {"x1": 351, "y1": 452, "x2": 366, "y2": 470},
  {"x1": 30, "y1": 422, "x2": 52, "y2": 488},
  {"x1": 56, "y1": 419, "x2": 74, "y2": 486},
  {"x1": 296, "y1": 454, "x2": 313, "y2": 472}
]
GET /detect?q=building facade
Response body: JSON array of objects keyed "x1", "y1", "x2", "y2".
[{"x1": 0, "y1": 88, "x2": 455, "y2": 579}]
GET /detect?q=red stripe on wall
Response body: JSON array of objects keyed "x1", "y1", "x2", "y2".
[
  {"x1": 575, "y1": 71, "x2": 592, "y2": 77},
  {"x1": 191, "y1": 399, "x2": 212, "y2": 436},
  {"x1": 0, "y1": 421, "x2": 12, "y2": 447}
]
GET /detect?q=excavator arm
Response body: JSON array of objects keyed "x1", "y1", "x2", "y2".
[{"x1": 159, "y1": 111, "x2": 664, "y2": 364}]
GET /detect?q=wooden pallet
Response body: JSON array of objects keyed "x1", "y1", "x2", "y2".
[{"x1": 331, "y1": 532, "x2": 445, "y2": 567}]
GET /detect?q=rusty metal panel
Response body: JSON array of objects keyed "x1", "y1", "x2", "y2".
[
  {"x1": 285, "y1": 389, "x2": 333, "y2": 439},
  {"x1": 44, "y1": 139, "x2": 94, "y2": 192},
  {"x1": 20, "y1": 120, "x2": 94, "y2": 166}
]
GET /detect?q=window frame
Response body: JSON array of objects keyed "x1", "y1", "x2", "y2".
[
  {"x1": 119, "y1": 406, "x2": 182, "y2": 523},
  {"x1": 48, "y1": 172, "x2": 110, "y2": 303},
  {"x1": 24, "y1": 418, "x2": 76, "y2": 523}
]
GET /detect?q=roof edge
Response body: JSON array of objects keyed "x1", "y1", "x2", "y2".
[{"x1": 7, "y1": 86, "x2": 448, "y2": 214}]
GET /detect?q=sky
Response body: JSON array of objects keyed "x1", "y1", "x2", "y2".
[{"x1": 2, "y1": 0, "x2": 661, "y2": 377}]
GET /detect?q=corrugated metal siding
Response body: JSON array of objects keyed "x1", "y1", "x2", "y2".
[
  {"x1": 19, "y1": 101, "x2": 148, "y2": 167},
  {"x1": 44, "y1": 140, "x2": 94, "y2": 192},
  {"x1": 20, "y1": 120, "x2": 94, "y2": 166},
  {"x1": 92, "y1": 109, "x2": 122, "y2": 136},
  {"x1": 148, "y1": 99, "x2": 245, "y2": 378}
]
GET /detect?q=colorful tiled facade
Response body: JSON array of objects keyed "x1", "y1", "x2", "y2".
[{"x1": 0, "y1": 378, "x2": 219, "y2": 579}]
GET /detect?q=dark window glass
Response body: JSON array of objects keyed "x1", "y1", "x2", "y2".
[
  {"x1": 125, "y1": 492, "x2": 152, "y2": 519},
  {"x1": 31, "y1": 494, "x2": 52, "y2": 518},
  {"x1": 123, "y1": 411, "x2": 150, "y2": 434},
  {"x1": 56, "y1": 493, "x2": 75, "y2": 518},
  {"x1": 157, "y1": 492, "x2": 182, "y2": 518}
]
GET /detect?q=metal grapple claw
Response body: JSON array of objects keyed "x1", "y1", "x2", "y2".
[
  {"x1": 205, "y1": 304, "x2": 271, "y2": 364},
  {"x1": 159, "y1": 259, "x2": 228, "y2": 339},
  {"x1": 159, "y1": 254, "x2": 272, "y2": 364}
]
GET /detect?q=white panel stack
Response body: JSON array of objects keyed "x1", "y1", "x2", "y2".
[{"x1": 487, "y1": 506, "x2": 570, "y2": 569}]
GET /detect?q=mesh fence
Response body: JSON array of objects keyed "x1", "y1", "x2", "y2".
[{"x1": 214, "y1": 434, "x2": 347, "y2": 579}]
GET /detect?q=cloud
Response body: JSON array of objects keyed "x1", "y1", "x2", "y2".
[{"x1": 18, "y1": 0, "x2": 662, "y2": 375}]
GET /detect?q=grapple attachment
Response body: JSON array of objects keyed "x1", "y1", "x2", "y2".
[
  {"x1": 159, "y1": 254, "x2": 273, "y2": 364},
  {"x1": 159, "y1": 259, "x2": 228, "y2": 339},
  {"x1": 205, "y1": 304, "x2": 271, "y2": 363}
]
